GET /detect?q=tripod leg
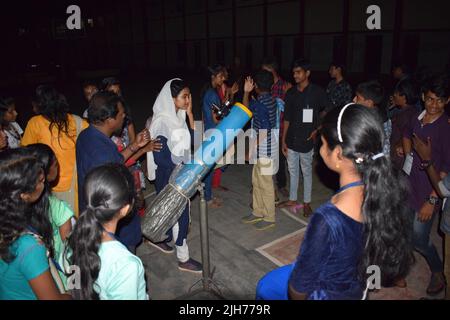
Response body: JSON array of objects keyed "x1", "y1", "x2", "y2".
[{"x1": 198, "y1": 183, "x2": 211, "y2": 290}]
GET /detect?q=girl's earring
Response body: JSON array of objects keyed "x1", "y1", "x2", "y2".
[{"x1": 336, "y1": 162, "x2": 340, "y2": 169}]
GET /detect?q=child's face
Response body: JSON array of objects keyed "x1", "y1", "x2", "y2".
[
  {"x1": 393, "y1": 91, "x2": 406, "y2": 107},
  {"x1": 329, "y1": 66, "x2": 338, "y2": 78},
  {"x1": 292, "y1": 67, "x2": 309, "y2": 84},
  {"x1": 3, "y1": 104, "x2": 18, "y2": 123},
  {"x1": 423, "y1": 91, "x2": 448, "y2": 117},
  {"x1": 212, "y1": 72, "x2": 226, "y2": 88},
  {"x1": 108, "y1": 84, "x2": 121, "y2": 96},
  {"x1": 47, "y1": 158, "x2": 59, "y2": 184},
  {"x1": 31, "y1": 101, "x2": 39, "y2": 114},
  {"x1": 173, "y1": 88, "x2": 191, "y2": 111},
  {"x1": 353, "y1": 93, "x2": 374, "y2": 108},
  {"x1": 83, "y1": 85, "x2": 98, "y2": 101}
]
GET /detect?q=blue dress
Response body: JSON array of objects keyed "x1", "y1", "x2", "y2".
[
  {"x1": 256, "y1": 202, "x2": 364, "y2": 300},
  {"x1": 153, "y1": 136, "x2": 189, "y2": 246}
]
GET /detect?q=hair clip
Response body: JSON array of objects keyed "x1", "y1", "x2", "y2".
[
  {"x1": 371, "y1": 153, "x2": 385, "y2": 160},
  {"x1": 337, "y1": 103, "x2": 356, "y2": 143}
]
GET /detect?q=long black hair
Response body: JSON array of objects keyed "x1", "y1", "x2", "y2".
[
  {"x1": 66, "y1": 163, "x2": 135, "y2": 300},
  {"x1": 321, "y1": 104, "x2": 414, "y2": 286},
  {"x1": 200, "y1": 64, "x2": 226, "y2": 105},
  {"x1": 24, "y1": 144, "x2": 58, "y2": 259},
  {"x1": 25, "y1": 143, "x2": 57, "y2": 177},
  {"x1": 35, "y1": 85, "x2": 71, "y2": 144},
  {"x1": 170, "y1": 79, "x2": 188, "y2": 98},
  {"x1": 0, "y1": 148, "x2": 53, "y2": 262}
]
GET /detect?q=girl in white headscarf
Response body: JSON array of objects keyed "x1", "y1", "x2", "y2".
[{"x1": 146, "y1": 79, "x2": 202, "y2": 273}]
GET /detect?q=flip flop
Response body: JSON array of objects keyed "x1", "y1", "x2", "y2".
[
  {"x1": 289, "y1": 204, "x2": 305, "y2": 214},
  {"x1": 276, "y1": 201, "x2": 297, "y2": 208}
]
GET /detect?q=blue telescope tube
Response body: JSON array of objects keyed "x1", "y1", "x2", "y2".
[{"x1": 174, "y1": 103, "x2": 252, "y2": 194}]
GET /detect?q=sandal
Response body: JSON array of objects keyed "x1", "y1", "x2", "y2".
[
  {"x1": 276, "y1": 200, "x2": 298, "y2": 208},
  {"x1": 303, "y1": 203, "x2": 313, "y2": 218}
]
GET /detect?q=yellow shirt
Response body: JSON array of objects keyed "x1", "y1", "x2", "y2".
[{"x1": 21, "y1": 114, "x2": 88, "y2": 192}]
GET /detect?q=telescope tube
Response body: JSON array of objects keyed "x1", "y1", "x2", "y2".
[
  {"x1": 174, "y1": 102, "x2": 252, "y2": 196},
  {"x1": 142, "y1": 103, "x2": 253, "y2": 241}
]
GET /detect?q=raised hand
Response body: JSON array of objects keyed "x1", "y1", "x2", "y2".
[
  {"x1": 244, "y1": 76, "x2": 255, "y2": 93},
  {"x1": 187, "y1": 93, "x2": 193, "y2": 116},
  {"x1": 135, "y1": 129, "x2": 150, "y2": 148},
  {"x1": 230, "y1": 82, "x2": 239, "y2": 95},
  {"x1": 283, "y1": 82, "x2": 293, "y2": 93}
]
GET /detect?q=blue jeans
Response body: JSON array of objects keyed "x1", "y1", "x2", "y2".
[
  {"x1": 413, "y1": 209, "x2": 443, "y2": 273},
  {"x1": 287, "y1": 148, "x2": 314, "y2": 203},
  {"x1": 256, "y1": 264, "x2": 294, "y2": 300}
]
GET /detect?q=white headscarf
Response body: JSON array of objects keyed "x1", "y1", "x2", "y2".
[{"x1": 147, "y1": 79, "x2": 191, "y2": 180}]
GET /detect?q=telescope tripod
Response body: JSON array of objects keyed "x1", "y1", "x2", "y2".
[{"x1": 176, "y1": 183, "x2": 225, "y2": 300}]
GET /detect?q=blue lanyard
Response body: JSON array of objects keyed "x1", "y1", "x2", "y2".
[
  {"x1": 102, "y1": 227, "x2": 118, "y2": 241},
  {"x1": 335, "y1": 181, "x2": 364, "y2": 194},
  {"x1": 26, "y1": 226, "x2": 64, "y2": 273}
]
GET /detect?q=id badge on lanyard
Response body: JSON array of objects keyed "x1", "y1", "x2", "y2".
[
  {"x1": 302, "y1": 89, "x2": 313, "y2": 124},
  {"x1": 303, "y1": 107, "x2": 313, "y2": 123}
]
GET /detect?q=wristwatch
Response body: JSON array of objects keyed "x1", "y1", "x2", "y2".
[
  {"x1": 420, "y1": 159, "x2": 433, "y2": 169},
  {"x1": 427, "y1": 196, "x2": 440, "y2": 206}
]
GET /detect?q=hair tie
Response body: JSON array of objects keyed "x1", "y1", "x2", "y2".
[
  {"x1": 355, "y1": 157, "x2": 364, "y2": 164},
  {"x1": 371, "y1": 153, "x2": 385, "y2": 160},
  {"x1": 337, "y1": 103, "x2": 356, "y2": 143}
]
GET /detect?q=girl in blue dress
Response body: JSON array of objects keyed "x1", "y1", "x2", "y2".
[
  {"x1": 257, "y1": 104, "x2": 414, "y2": 300},
  {"x1": 147, "y1": 79, "x2": 202, "y2": 273}
]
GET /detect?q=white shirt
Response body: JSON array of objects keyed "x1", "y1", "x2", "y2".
[{"x1": 4, "y1": 122, "x2": 23, "y2": 149}]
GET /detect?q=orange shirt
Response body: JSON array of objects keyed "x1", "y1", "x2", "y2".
[{"x1": 21, "y1": 114, "x2": 88, "y2": 192}]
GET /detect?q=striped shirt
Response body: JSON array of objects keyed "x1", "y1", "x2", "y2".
[{"x1": 249, "y1": 92, "x2": 277, "y2": 158}]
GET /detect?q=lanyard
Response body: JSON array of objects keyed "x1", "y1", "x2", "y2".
[
  {"x1": 335, "y1": 181, "x2": 364, "y2": 194},
  {"x1": 26, "y1": 226, "x2": 64, "y2": 273},
  {"x1": 102, "y1": 227, "x2": 118, "y2": 241},
  {"x1": 303, "y1": 85, "x2": 312, "y2": 109}
]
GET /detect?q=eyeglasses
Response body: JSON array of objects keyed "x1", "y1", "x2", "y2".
[{"x1": 424, "y1": 96, "x2": 447, "y2": 105}]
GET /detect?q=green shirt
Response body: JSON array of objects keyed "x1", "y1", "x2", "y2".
[
  {"x1": 49, "y1": 195, "x2": 74, "y2": 260},
  {"x1": 49, "y1": 195, "x2": 74, "y2": 290},
  {"x1": 0, "y1": 234, "x2": 49, "y2": 300},
  {"x1": 95, "y1": 240, "x2": 148, "y2": 300}
]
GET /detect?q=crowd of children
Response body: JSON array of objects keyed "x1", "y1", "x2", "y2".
[{"x1": 0, "y1": 59, "x2": 449, "y2": 300}]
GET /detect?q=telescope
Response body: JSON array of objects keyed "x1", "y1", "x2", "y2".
[
  {"x1": 211, "y1": 100, "x2": 232, "y2": 120},
  {"x1": 142, "y1": 102, "x2": 253, "y2": 242}
]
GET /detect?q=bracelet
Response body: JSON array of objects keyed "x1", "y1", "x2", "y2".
[
  {"x1": 427, "y1": 196, "x2": 440, "y2": 206},
  {"x1": 420, "y1": 159, "x2": 433, "y2": 169},
  {"x1": 129, "y1": 144, "x2": 138, "y2": 153}
]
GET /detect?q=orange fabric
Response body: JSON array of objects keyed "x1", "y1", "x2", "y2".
[{"x1": 21, "y1": 114, "x2": 88, "y2": 193}]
